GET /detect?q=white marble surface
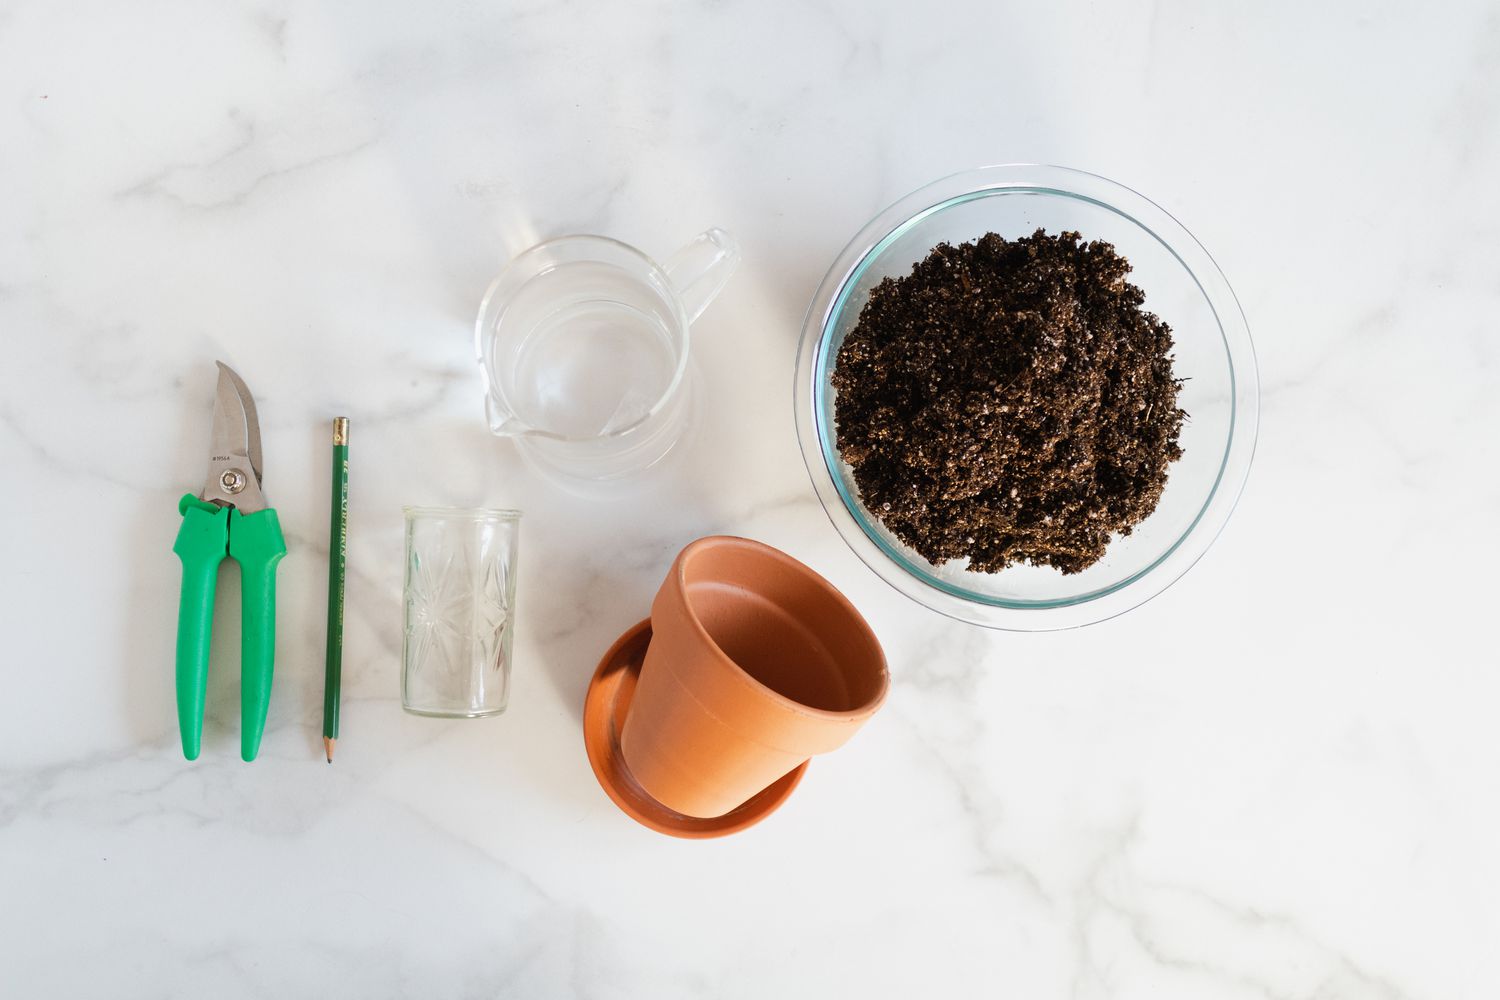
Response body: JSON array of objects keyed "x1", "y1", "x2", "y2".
[{"x1": 3, "y1": 1, "x2": 1498, "y2": 996}]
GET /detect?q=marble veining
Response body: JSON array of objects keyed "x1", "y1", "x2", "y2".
[{"x1": 2, "y1": 0, "x2": 1497, "y2": 997}]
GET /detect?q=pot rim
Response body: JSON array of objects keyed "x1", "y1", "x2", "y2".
[{"x1": 668, "y1": 535, "x2": 890, "y2": 723}]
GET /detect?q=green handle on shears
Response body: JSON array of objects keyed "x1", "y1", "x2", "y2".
[
  {"x1": 174, "y1": 496, "x2": 228, "y2": 761},
  {"x1": 229, "y1": 506, "x2": 286, "y2": 762},
  {"x1": 173, "y1": 495, "x2": 286, "y2": 762}
]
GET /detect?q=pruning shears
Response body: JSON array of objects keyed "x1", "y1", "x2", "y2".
[{"x1": 174, "y1": 362, "x2": 287, "y2": 762}]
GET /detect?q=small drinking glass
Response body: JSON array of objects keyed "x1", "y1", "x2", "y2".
[{"x1": 402, "y1": 507, "x2": 521, "y2": 718}]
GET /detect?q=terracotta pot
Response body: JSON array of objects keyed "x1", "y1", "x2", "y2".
[{"x1": 619, "y1": 536, "x2": 889, "y2": 819}]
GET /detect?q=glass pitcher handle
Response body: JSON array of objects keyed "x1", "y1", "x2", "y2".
[{"x1": 662, "y1": 228, "x2": 741, "y2": 325}]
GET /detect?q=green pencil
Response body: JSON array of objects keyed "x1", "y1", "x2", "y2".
[{"x1": 323, "y1": 417, "x2": 349, "y2": 763}]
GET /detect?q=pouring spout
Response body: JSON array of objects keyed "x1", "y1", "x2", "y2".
[{"x1": 484, "y1": 393, "x2": 532, "y2": 438}]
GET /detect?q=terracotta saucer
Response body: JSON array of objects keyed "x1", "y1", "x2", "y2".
[{"x1": 582, "y1": 619, "x2": 807, "y2": 839}]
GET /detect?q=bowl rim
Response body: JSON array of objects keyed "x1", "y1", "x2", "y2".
[{"x1": 793, "y1": 164, "x2": 1259, "y2": 631}]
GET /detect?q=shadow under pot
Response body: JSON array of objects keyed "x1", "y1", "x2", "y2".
[{"x1": 586, "y1": 536, "x2": 888, "y2": 834}]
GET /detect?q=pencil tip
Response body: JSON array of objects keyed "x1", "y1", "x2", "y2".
[{"x1": 324, "y1": 737, "x2": 336, "y2": 764}]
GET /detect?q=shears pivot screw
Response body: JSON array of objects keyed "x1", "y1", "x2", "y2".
[{"x1": 221, "y1": 469, "x2": 247, "y2": 494}]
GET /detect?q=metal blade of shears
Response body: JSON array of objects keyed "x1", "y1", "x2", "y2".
[{"x1": 200, "y1": 361, "x2": 268, "y2": 512}]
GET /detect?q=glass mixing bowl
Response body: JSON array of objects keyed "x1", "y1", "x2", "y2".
[{"x1": 794, "y1": 165, "x2": 1259, "y2": 630}]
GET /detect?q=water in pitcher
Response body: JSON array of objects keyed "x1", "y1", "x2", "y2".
[{"x1": 502, "y1": 262, "x2": 680, "y2": 440}]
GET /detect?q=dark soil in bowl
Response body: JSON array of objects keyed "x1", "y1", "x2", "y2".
[{"x1": 831, "y1": 229, "x2": 1186, "y2": 575}]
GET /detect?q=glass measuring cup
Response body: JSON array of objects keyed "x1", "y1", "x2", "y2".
[{"x1": 476, "y1": 229, "x2": 740, "y2": 481}]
